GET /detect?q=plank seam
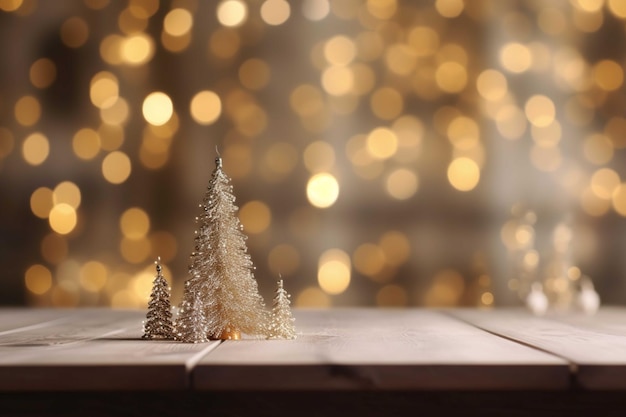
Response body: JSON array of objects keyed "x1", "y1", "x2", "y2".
[{"x1": 441, "y1": 311, "x2": 579, "y2": 378}]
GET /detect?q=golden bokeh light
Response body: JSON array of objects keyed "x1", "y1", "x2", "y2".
[
  {"x1": 496, "y1": 105, "x2": 527, "y2": 140},
  {"x1": 608, "y1": 0, "x2": 626, "y2": 18},
  {"x1": 53, "y1": 181, "x2": 81, "y2": 209},
  {"x1": 384, "y1": 43, "x2": 416, "y2": 76},
  {"x1": 476, "y1": 69, "x2": 507, "y2": 101},
  {"x1": 296, "y1": 286, "x2": 331, "y2": 307},
  {"x1": 120, "y1": 33, "x2": 154, "y2": 66},
  {"x1": 209, "y1": 28, "x2": 241, "y2": 59},
  {"x1": 321, "y1": 65, "x2": 354, "y2": 96},
  {"x1": 591, "y1": 168, "x2": 620, "y2": 200},
  {"x1": 217, "y1": 0, "x2": 247, "y2": 27},
  {"x1": 379, "y1": 231, "x2": 411, "y2": 266},
  {"x1": 0, "y1": 0, "x2": 23, "y2": 12},
  {"x1": 100, "y1": 97, "x2": 130, "y2": 125},
  {"x1": 581, "y1": 187, "x2": 611, "y2": 217},
  {"x1": 190, "y1": 90, "x2": 222, "y2": 125},
  {"x1": 164, "y1": 8, "x2": 193, "y2": 36},
  {"x1": 447, "y1": 116, "x2": 480, "y2": 150},
  {"x1": 592, "y1": 59, "x2": 623, "y2": 91},
  {"x1": 142, "y1": 92, "x2": 173, "y2": 126},
  {"x1": 385, "y1": 168, "x2": 419, "y2": 200},
  {"x1": 366, "y1": 127, "x2": 398, "y2": 159},
  {"x1": 408, "y1": 26, "x2": 439, "y2": 57},
  {"x1": 306, "y1": 173, "x2": 340, "y2": 208},
  {"x1": 260, "y1": 0, "x2": 291, "y2": 26},
  {"x1": 60, "y1": 16, "x2": 89, "y2": 48},
  {"x1": 72, "y1": 128, "x2": 101, "y2": 160},
  {"x1": 290, "y1": 84, "x2": 324, "y2": 116},
  {"x1": 612, "y1": 184, "x2": 626, "y2": 216},
  {"x1": 500, "y1": 43, "x2": 532, "y2": 73},
  {"x1": 370, "y1": 87, "x2": 403, "y2": 120},
  {"x1": 161, "y1": 29, "x2": 192, "y2": 53},
  {"x1": 304, "y1": 141, "x2": 335, "y2": 173},
  {"x1": 128, "y1": 0, "x2": 159, "y2": 18},
  {"x1": 447, "y1": 157, "x2": 480, "y2": 192},
  {"x1": 239, "y1": 59, "x2": 271, "y2": 90},
  {"x1": 435, "y1": 61, "x2": 467, "y2": 93},
  {"x1": 377, "y1": 284, "x2": 408, "y2": 307},
  {"x1": 49, "y1": 203, "x2": 77, "y2": 235},
  {"x1": 24, "y1": 264, "x2": 53, "y2": 295},
  {"x1": 90, "y1": 72, "x2": 119, "y2": 109},
  {"x1": 29, "y1": 58, "x2": 56, "y2": 89},
  {"x1": 366, "y1": 0, "x2": 397, "y2": 19},
  {"x1": 79, "y1": 261, "x2": 108, "y2": 292},
  {"x1": 584, "y1": 133, "x2": 614, "y2": 165},
  {"x1": 324, "y1": 35, "x2": 356, "y2": 66},
  {"x1": 100, "y1": 34, "x2": 123, "y2": 65},
  {"x1": 353, "y1": 243, "x2": 386, "y2": 277},
  {"x1": 435, "y1": 0, "x2": 464, "y2": 18},
  {"x1": 30, "y1": 187, "x2": 53, "y2": 219},
  {"x1": 15, "y1": 95, "x2": 41, "y2": 126},
  {"x1": 121, "y1": 237, "x2": 152, "y2": 264},
  {"x1": 318, "y1": 248, "x2": 351, "y2": 295},
  {"x1": 239, "y1": 200, "x2": 272, "y2": 234},
  {"x1": 99, "y1": 124, "x2": 125, "y2": 151},
  {"x1": 524, "y1": 95, "x2": 556, "y2": 127},
  {"x1": 118, "y1": 7, "x2": 149, "y2": 34},
  {"x1": 302, "y1": 0, "x2": 330, "y2": 21},
  {"x1": 423, "y1": 269, "x2": 465, "y2": 306},
  {"x1": 22, "y1": 132, "x2": 49, "y2": 166},
  {"x1": 102, "y1": 151, "x2": 132, "y2": 184},
  {"x1": 120, "y1": 207, "x2": 150, "y2": 239}
]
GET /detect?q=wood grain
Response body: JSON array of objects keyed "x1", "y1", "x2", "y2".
[
  {"x1": 451, "y1": 308, "x2": 626, "y2": 390},
  {"x1": 194, "y1": 309, "x2": 569, "y2": 391},
  {"x1": 0, "y1": 309, "x2": 220, "y2": 391}
]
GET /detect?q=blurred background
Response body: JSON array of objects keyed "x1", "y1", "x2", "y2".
[{"x1": 1, "y1": 0, "x2": 625, "y2": 309}]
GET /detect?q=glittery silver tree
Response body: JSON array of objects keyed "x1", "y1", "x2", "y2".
[
  {"x1": 173, "y1": 282, "x2": 209, "y2": 343},
  {"x1": 142, "y1": 258, "x2": 174, "y2": 340},
  {"x1": 268, "y1": 279, "x2": 296, "y2": 339},
  {"x1": 179, "y1": 156, "x2": 268, "y2": 341}
]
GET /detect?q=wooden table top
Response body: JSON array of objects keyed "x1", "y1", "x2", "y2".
[{"x1": 0, "y1": 307, "x2": 623, "y2": 392}]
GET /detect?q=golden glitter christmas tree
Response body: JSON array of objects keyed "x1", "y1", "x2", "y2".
[
  {"x1": 143, "y1": 258, "x2": 174, "y2": 340},
  {"x1": 174, "y1": 156, "x2": 268, "y2": 342},
  {"x1": 268, "y1": 279, "x2": 296, "y2": 340}
]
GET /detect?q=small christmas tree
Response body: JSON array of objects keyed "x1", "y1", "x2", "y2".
[
  {"x1": 173, "y1": 281, "x2": 209, "y2": 343},
  {"x1": 268, "y1": 279, "x2": 296, "y2": 339},
  {"x1": 179, "y1": 156, "x2": 268, "y2": 340},
  {"x1": 142, "y1": 258, "x2": 174, "y2": 340}
]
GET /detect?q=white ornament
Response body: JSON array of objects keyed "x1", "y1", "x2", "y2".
[
  {"x1": 526, "y1": 282, "x2": 548, "y2": 316},
  {"x1": 576, "y1": 278, "x2": 600, "y2": 315}
]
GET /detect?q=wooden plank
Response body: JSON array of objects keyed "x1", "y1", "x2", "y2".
[
  {"x1": 0, "y1": 309, "x2": 220, "y2": 391},
  {"x1": 0, "y1": 308, "x2": 74, "y2": 334},
  {"x1": 194, "y1": 309, "x2": 569, "y2": 391},
  {"x1": 451, "y1": 308, "x2": 626, "y2": 390}
]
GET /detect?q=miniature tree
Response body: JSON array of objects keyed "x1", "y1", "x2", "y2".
[
  {"x1": 142, "y1": 258, "x2": 174, "y2": 340},
  {"x1": 174, "y1": 282, "x2": 209, "y2": 343},
  {"x1": 179, "y1": 156, "x2": 268, "y2": 340},
  {"x1": 268, "y1": 279, "x2": 296, "y2": 339}
]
